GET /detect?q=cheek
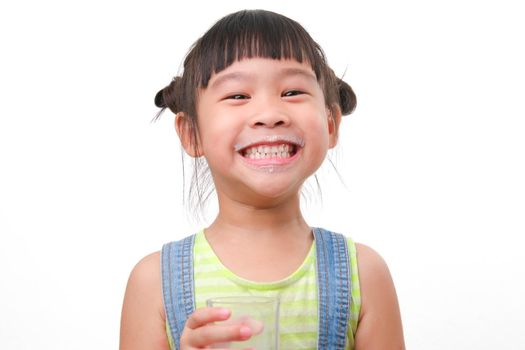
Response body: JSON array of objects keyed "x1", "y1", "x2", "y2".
[
  {"x1": 308, "y1": 109, "x2": 332, "y2": 138},
  {"x1": 197, "y1": 116, "x2": 240, "y2": 160},
  {"x1": 306, "y1": 114, "x2": 331, "y2": 155}
]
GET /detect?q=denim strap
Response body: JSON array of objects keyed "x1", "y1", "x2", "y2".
[
  {"x1": 313, "y1": 227, "x2": 351, "y2": 349},
  {"x1": 161, "y1": 234, "x2": 196, "y2": 350}
]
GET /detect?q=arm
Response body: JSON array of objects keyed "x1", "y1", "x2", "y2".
[
  {"x1": 354, "y1": 243, "x2": 405, "y2": 350},
  {"x1": 119, "y1": 252, "x2": 171, "y2": 350},
  {"x1": 119, "y1": 252, "x2": 255, "y2": 350}
]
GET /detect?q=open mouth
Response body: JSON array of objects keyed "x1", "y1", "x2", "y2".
[
  {"x1": 234, "y1": 136, "x2": 304, "y2": 170},
  {"x1": 240, "y1": 143, "x2": 299, "y2": 159}
]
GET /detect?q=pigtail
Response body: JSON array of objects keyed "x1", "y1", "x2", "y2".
[
  {"x1": 154, "y1": 76, "x2": 183, "y2": 114},
  {"x1": 338, "y1": 78, "x2": 357, "y2": 116}
]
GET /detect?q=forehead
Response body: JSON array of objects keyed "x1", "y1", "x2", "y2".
[{"x1": 207, "y1": 58, "x2": 317, "y2": 89}]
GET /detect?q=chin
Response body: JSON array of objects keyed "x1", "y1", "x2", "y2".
[{"x1": 250, "y1": 183, "x2": 300, "y2": 202}]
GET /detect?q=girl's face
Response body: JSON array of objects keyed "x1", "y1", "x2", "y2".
[{"x1": 186, "y1": 58, "x2": 339, "y2": 205}]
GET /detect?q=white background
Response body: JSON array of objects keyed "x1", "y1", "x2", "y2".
[{"x1": 1, "y1": 0, "x2": 524, "y2": 349}]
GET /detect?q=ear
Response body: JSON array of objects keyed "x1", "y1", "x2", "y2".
[
  {"x1": 175, "y1": 113, "x2": 203, "y2": 157},
  {"x1": 327, "y1": 106, "x2": 342, "y2": 149}
]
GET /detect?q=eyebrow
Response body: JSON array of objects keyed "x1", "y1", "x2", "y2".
[
  {"x1": 209, "y1": 67, "x2": 317, "y2": 90},
  {"x1": 209, "y1": 72, "x2": 253, "y2": 90},
  {"x1": 280, "y1": 67, "x2": 317, "y2": 82}
]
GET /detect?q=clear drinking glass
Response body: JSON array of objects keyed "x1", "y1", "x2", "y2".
[{"x1": 206, "y1": 296, "x2": 280, "y2": 349}]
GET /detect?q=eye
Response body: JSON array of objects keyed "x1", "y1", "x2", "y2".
[
  {"x1": 282, "y1": 90, "x2": 305, "y2": 97},
  {"x1": 226, "y1": 94, "x2": 250, "y2": 100}
]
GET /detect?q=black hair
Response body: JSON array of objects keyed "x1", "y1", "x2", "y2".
[{"x1": 154, "y1": 9, "x2": 356, "y2": 215}]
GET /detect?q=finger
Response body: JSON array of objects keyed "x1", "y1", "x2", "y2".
[
  {"x1": 185, "y1": 307, "x2": 231, "y2": 330},
  {"x1": 188, "y1": 323, "x2": 252, "y2": 348},
  {"x1": 236, "y1": 316, "x2": 265, "y2": 335}
]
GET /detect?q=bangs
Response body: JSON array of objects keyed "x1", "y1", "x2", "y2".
[{"x1": 185, "y1": 10, "x2": 326, "y2": 88}]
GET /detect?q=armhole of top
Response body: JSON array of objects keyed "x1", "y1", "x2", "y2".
[
  {"x1": 347, "y1": 237, "x2": 362, "y2": 336},
  {"x1": 166, "y1": 323, "x2": 174, "y2": 349}
]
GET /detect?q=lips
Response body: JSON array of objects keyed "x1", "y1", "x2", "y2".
[{"x1": 235, "y1": 135, "x2": 304, "y2": 169}]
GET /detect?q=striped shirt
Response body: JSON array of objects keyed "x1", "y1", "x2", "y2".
[{"x1": 166, "y1": 230, "x2": 361, "y2": 349}]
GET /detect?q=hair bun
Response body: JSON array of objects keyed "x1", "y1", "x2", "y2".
[
  {"x1": 338, "y1": 79, "x2": 357, "y2": 115},
  {"x1": 154, "y1": 77, "x2": 182, "y2": 112},
  {"x1": 154, "y1": 88, "x2": 167, "y2": 108}
]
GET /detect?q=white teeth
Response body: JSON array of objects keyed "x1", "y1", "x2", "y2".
[
  {"x1": 242, "y1": 143, "x2": 295, "y2": 159},
  {"x1": 234, "y1": 135, "x2": 305, "y2": 152}
]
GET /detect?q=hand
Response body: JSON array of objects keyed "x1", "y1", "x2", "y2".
[{"x1": 180, "y1": 307, "x2": 254, "y2": 349}]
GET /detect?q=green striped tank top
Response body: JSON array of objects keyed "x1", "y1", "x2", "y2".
[{"x1": 166, "y1": 230, "x2": 361, "y2": 349}]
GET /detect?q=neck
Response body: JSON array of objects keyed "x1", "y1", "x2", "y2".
[
  {"x1": 206, "y1": 190, "x2": 311, "y2": 241},
  {"x1": 203, "y1": 190, "x2": 314, "y2": 282}
]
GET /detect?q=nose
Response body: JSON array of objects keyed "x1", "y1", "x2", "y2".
[{"x1": 249, "y1": 107, "x2": 291, "y2": 129}]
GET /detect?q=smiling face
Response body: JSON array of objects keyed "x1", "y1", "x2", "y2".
[{"x1": 177, "y1": 58, "x2": 340, "y2": 206}]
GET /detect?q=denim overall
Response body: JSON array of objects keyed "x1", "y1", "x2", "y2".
[{"x1": 161, "y1": 228, "x2": 352, "y2": 349}]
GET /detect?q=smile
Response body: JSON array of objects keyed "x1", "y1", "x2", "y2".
[
  {"x1": 242, "y1": 144, "x2": 296, "y2": 159},
  {"x1": 235, "y1": 135, "x2": 304, "y2": 169}
]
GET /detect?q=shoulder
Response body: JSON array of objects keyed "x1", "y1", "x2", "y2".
[
  {"x1": 354, "y1": 243, "x2": 391, "y2": 286},
  {"x1": 124, "y1": 251, "x2": 162, "y2": 304},
  {"x1": 120, "y1": 251, "x2": 170, "y2": 349},
  {"x1": 130, "y1": 251, "x2": 161, "y2": 275},
  {"x1": 353, "y1": 243, "x2": 405, "y2": 349},
  {"x1": 124, "y1": 251, "x2": 163, "y2": 317},
  {"x1": 354, "y1": 243, "x2": 396, "y2": 316}
]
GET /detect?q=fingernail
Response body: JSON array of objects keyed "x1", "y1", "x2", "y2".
[
  {"x1": 239, "y1": 325, "x2": 252, "y2": 338},
  {"x1": 218, "y1": 308, "x2": 230, "y2": 318}
]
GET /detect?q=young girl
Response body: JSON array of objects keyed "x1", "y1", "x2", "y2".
[{"x1": 120, "y1": 9, "x2": 405, "y2": 350}]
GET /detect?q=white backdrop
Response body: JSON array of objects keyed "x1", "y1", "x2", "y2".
[{"x1": 1, "y1": 0, "x2": 524, "y2": 349}]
